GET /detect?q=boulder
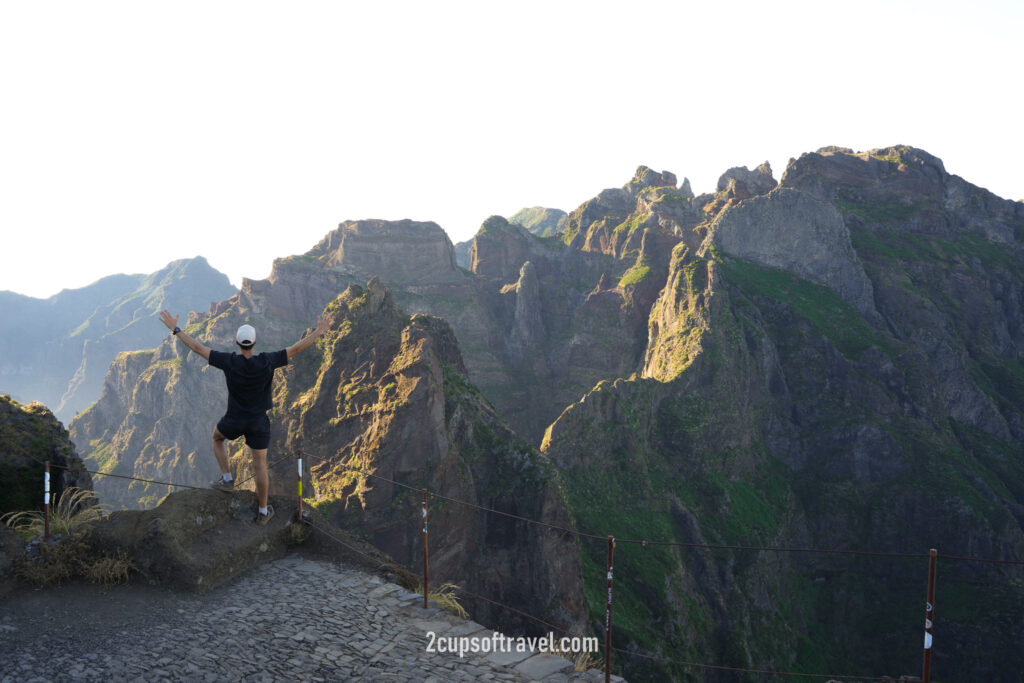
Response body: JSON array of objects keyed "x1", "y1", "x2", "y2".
[{"x1": 81, "y1": 489, "x2": 302, "y2": 592}]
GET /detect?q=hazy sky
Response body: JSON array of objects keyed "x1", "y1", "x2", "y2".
[{"x1": 1, "y1": 0, "x2": 1021, "y2": 299}]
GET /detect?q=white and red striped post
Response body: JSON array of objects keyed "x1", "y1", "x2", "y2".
[
  {"x1": 44, "y1": 461, "x2": 51, "y2": 540},
  {"x1": 297, "y1": 451, "x2": 303, "y2": 520}
]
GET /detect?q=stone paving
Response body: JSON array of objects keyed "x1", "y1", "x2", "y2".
[{"x1": 0, "y1": 555, "x2": 624, "y2": 682}]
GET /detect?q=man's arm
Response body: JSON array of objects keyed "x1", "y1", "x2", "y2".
[
  {"x1": 286, "y1": 314, "x2": 330, "y2": 359},
  {"x1": 159, "y1": 310, "x2": 212, "y2": 361}
]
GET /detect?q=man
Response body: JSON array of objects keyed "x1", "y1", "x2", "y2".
[{"x1": 159, "y1": 310, "x2": 329, "y2": 525}]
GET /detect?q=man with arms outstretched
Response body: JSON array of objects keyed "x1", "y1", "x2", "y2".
[{"x1": 159, "y1": 310, "x2": 329, "y2": 525}]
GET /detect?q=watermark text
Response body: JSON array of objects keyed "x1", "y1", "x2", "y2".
[{"x1": 426, "y1": 631, "x2": 599, "y2": 659}]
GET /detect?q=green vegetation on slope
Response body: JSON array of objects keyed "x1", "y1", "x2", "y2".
[{"x1": 719, "y1": 257, "x2": 891, "y2": 359}]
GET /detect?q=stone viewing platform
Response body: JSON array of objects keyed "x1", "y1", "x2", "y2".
[{"x1": 0, "y1": 554, "x2": 622, "y2": 682}]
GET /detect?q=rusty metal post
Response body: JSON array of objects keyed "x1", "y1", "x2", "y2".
[
  {"x1": 44, "y1": 461, "x2": 51, "y2": 540},
  {"x1": 604, "y1": 536, "x2": 616, "y2": 683},
  {"x1": 296, "y1": 450, "x2": 303, "y2": 521},
  {"x1": 922, "y1": 548, "x2": 938, "y2": 683},
  {"x1": 422, "y1": 489, "x2": 430, "y2": 609}
]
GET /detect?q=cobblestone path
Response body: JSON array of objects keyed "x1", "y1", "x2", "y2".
[{"x1": 0, "y1": 555, "x2": 622, "y2": 682}]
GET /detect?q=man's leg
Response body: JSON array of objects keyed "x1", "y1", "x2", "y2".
[
  {"x1": 251, "y1": 448, "x2": 269, "y2": 509},
  {"x1": 212, "y1": 428, "x2": 232, "y2": 475}
]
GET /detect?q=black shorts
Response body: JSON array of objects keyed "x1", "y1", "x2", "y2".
[{"x1": 216, "y1": 414, "x2": 271, "y2": 450}]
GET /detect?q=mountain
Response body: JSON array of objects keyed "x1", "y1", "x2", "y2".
[
  {"x1": 69, "y1": 146, "x2": 1024, "y2": 680},
  {"x1": 541, "y1": 146, "x2": 1024, "y2": 680},
  {"x1": 0, "y1": 257, "x2": 236, "y2": 423}
]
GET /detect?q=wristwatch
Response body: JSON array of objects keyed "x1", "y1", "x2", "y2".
[{"x1": 172, "y1": 327, "x2": 181, "y2": 336}]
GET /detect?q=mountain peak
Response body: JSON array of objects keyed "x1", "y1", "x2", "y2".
[
  {"x1": 625, "y1": 166, "x2": 678, "y2": 194},
  {"x1": 306, "y1": 219, "x2": 461, "y2": 285}
]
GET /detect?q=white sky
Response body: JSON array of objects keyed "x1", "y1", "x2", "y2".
[{"x1": 1, "y1": 0, "x2": 1021, "y2": 299}]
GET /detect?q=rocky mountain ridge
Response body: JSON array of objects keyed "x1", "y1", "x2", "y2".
[
  {"x1": 67, "y1": 144, "x2": 1024, "y2": 681},
  {"x1": 541, "y1": 145, "x2": 1024, "y2": 679}
]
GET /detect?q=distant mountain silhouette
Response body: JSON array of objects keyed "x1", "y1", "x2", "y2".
[{"x1": 0, "y1": 257, "x2": 236, "y2": 423}]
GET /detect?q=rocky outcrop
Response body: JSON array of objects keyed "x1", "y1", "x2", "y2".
[
  {"x1": 708, "y1": 187, "x2": 878, "y2": 317},
  {"x1": 0, "y1": 257, "x2": 236, "y2": 423},
  {"x1": 0, "y1": 395, "x2": 92, "y2": 516},
  {"x1": 624, "y1": 166, "x2": 678, "y2": 195},
  {"x1": 781, "y1": 145, "x2": 1024, "y2": 248},
  {"x1": 260, "y1": 281, "x2": 587, "y2": 635},
  {"x1": 507, "y1": 261, "x2": 545, "y2": 359},
  {"x1": 307, "y1": 219, "x2": 463, "y2": 285},
  {"x1": 81, "y1": 489, "x2": 301, "y2": 591},
  {"x1": 715, "y1": 161, "x2": 777, "y2": 197},
  {"x1": 698, "y1": 162, "x2": 777, "y2": 219},
  {"x1": 642, "y1": 245, "x2": 713, "y2": 382},
  {"x1": 470, "y1": 216, "x2": 554, "y2": 282}
]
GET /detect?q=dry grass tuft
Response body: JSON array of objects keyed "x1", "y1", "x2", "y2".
[
  {"x1": 83, "y1": 550, "x2": 137, "y2": 587},
  {"x1": 1, "y1": 487, "x2": 109, "y2": 539},
  {"x1": 546, "y1": 629, "x2": 603, "y2": 671},
  {"x1": 569, "y1": 649, "x2": 603, "y2": 672},
  {"x1": 415, "y1": 580, "x2": 469, "y2": 619}
]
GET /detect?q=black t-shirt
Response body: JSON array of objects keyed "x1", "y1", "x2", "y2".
[{"x1": 209, "y1": 349, "x2": 288, "y2": 417}]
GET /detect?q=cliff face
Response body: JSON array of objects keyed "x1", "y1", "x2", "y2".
[
  {"x1": 306, "y1": 219, "x2": 463, "y2": 285},
  {"x1": 0, "y1": 395, "x2": 92, "y2": 515},
  {"x1": 0, "y1": 257, "x2": 236, "y2": 423},
  {"x1": 261, "y1": 280, "x2": 585, "y2": 633},
  {"x1": 541, "y1": 146, "x2": 1024, "y2": 680}
]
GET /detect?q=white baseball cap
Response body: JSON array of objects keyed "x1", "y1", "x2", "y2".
[{"x1": 236, "y1": 324, "x2": 256, "y2": 347}]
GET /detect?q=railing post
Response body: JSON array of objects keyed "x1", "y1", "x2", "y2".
[
  {"x1": 422, "y1": 489, "x2": 430, "y2": 609},
  {"x1": 296, "y1": 450, "x2": 303, "y2": 521},
  {"x1": 604, "y1": 536, "x2": 615, "y2": 683},
  {"x1": 922, "y1": 548, "x2": 938, "y2": 683},
  {"x1": 44, "y1": 461, "x2": 51, "y2": 540}
]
